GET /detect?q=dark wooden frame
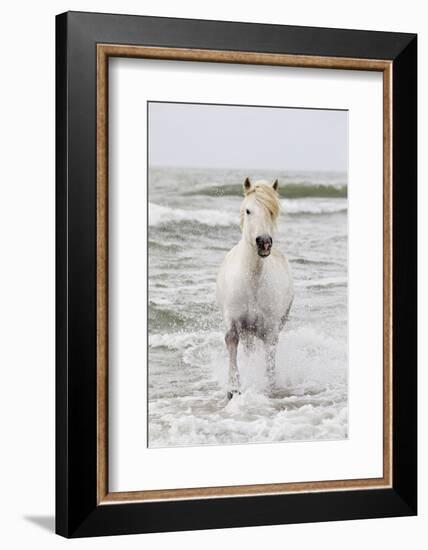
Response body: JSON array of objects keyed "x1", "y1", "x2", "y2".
[{"x1": 56, "y1": 11, "x2": 417, "y2": 538}]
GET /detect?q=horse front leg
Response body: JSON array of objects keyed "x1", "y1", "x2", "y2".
[
  {"x1": 264, "y1": 334, "x2": 278, "y2": 392},
  {"x1": 225, "y1": 323, "x2": 241, "y2": 400}
]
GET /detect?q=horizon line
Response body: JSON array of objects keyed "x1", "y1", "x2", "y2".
[{"x1": 149, "y1": 164, "x2": 348, "y2": 174}]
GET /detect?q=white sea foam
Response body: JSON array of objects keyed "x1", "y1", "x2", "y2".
[
  {"x1": 149, "y1": 326, "x2": 347, "y2": 447},
  {"x1": 281, "y1": 198, "x2": 347, "y2": 215},
  {"x1": 149, "y1": 331, "x2": 223, "y2": 350},
  {"x1": 149, "y1": 202, "x2": 236, "y2": 227},
  {"x1": 149, "y1": 199, "x2": 347, "y2": 228},
  {"x1": 149, "y1": 398, "x2": 347, "y2": 447}
]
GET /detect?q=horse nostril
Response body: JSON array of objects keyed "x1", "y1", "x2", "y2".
[{"x1": 256, "y1": 235, "x2": 272, "y2": 247}]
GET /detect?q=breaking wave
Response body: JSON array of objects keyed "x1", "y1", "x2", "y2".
[
  {"x1": 149, "y1": 199, "x2": 347, "y2": 228},
  {"x1": 148, "y1": 325, "x2": 348, "y2": 447},
  {"x1": 186, "y1": 182, "x2": 347, "y2": 199},
  {"x1": 281, "y1": 199, "x2": 347, "y2": 215},
  {"x1": 149, "y1": 203, "x2": 236, "y2": 227}
]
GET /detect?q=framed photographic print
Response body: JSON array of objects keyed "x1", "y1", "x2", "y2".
[{"x1": 56, "y1": 11, "x2": 417, "y2": 538}]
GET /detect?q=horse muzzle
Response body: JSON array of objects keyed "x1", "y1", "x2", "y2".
[{"x1": 256, "y1": 235, "x2": 273, "y2": 257}]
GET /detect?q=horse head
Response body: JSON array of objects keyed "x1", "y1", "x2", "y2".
[{"x1": 240, "y1": 177, "x2": 280, "y2": 258}]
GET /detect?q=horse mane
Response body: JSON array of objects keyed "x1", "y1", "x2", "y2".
[{"x1": 240, "y1": 180, "x2": 281, "y2": 230}]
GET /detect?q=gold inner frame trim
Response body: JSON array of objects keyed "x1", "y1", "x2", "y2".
[{"x1": 96, "y1": 44, "x2": 393, "y2": 505}]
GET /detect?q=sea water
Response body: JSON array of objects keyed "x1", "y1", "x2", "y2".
[{"x1": 148, "y1": 167, "x2": 348, "y2": 448}]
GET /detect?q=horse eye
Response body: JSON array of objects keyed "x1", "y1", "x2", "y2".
[{"x1": 246, "y1": 209, "x2": 251, "y2": 215}]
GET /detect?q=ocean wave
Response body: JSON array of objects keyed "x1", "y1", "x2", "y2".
[
  {"x1": 149, "y1": 397, "x2": 348, "y2": 447},
  {"x1": 297, "y1": 276, "x2": 347, "y2": 289},
  {"x1": 281, "y1": 199, "x2": 347, "y2": 215},
  {"x1": 149, "y1": 302, "x2": 186, "y2": 331},
  {"x1": 149, "y1": 199, "x2": 346, "y2": 228},
  {"x1": 185, "y1": 182, "x2": 347, "y2": 199},
  {"x1": 149, "y1": 202, "x2": 236, "y2": 227},
  {"x1": 290, "y1": 257, "x2": 342, "y2": 266},
  {"x1": 149, "y1": 330, "x2": 223, "y2": 350},
  {"x1": 148, "y1": 325, "x2": 347, "y2": 447},
  {"x1": 150, "y1": 325, "x2": 346, "y2": 389}
]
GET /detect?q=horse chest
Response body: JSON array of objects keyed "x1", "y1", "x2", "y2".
[
  {"x1": 217, "y1": 239, "x2": 293, "y2": 337},
  {"x1": 238, "y1": 282, "x2": 279, "y2": 331}
]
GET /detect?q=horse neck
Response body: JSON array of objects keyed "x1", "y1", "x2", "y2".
[{"x1": 238, "y1": 237, "x2": 265, "y2": 280}]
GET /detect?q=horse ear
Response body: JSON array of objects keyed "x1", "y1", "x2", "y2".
[
  {"x1": 243, "y1": 177, "x2": 252, "y2": 194},
  {"x1": 272, "y1": 179, "x2": 279, "y2": 191}
]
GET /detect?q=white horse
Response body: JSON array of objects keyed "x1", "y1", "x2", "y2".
[{"x1": 216, "y1": 177, "x2": 294, "y2": 399}]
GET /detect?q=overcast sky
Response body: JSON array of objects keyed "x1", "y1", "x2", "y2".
[{"x1": 148, "y1": 102, "x2": 347, "y2": 172}]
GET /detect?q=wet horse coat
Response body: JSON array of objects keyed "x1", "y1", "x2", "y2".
[{"x1": 216, "y1": 178, "x2": 294, "y2": 398}]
